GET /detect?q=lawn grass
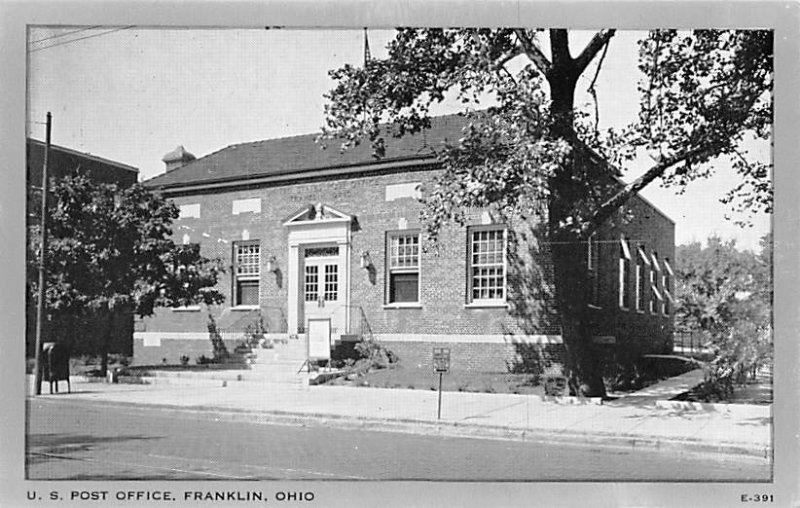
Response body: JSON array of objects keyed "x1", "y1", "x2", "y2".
[{"x1": 327, "y1": 363, "x2": 544, "y2": 396}]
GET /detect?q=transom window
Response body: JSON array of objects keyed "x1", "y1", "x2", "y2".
[
  {"x1": 387, "y1": 232, "x2": 420, "y2": 303},
  {"x1": 469, "y1": 227, "x2": 506, "y2": 302},
  {"x1": 304, "y1": 246, "x2": 339, "y2": 258},
  {"x1": 234, "y1": 241, "x2": 260, "y2": 306}
]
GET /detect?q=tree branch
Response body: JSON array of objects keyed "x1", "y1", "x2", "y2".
[
  {"x1": 497, "y1": 45, "x2": 524, "y2": 69},
  {"x1": 590, "y1": 143, "x2": 719, "y2": 229},
  {"x1": 573, "y1": 29, "x2": 616, "y2": 76},
  {"x1": 549, "y1": 29, "x2": 572, "y2": 67},
  {"x1": 513, "y1": 29, "x2": 551, "y2": 76}
]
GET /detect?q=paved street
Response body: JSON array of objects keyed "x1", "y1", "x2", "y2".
[{"x1": 27, "y1": 398, "x2": 770, "y2": 481}]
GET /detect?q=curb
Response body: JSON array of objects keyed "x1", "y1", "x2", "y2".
[{"x1": 31, "y1": 396, "x2": 771, "y2": 460}]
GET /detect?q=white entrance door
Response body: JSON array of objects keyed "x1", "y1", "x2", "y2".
[{"x1": 302, "y1": 246, "x2": 342, "y2": 360}]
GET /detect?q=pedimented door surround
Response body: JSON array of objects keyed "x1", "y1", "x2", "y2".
[{"x1": 283, "y1": 204, "x2": 353, "y2": 345}]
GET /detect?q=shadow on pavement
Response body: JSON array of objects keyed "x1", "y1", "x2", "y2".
[
  {"x1": 26, "y1": 433, "x2": 160, "y2": 465},
  {"x1": 737, "y1": 416, "x2": 772, "y2": 427}
]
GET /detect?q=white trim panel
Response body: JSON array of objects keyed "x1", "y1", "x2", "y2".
[
  {"x1": 374, "y1": 333, "x2": 563, "y2": 344},
  {"x1": 135, "y1": 332, "x2": 290, "y2": 343},
  {"x1": 385, "y1": 182, "x2": 421, "y2": 201},
  {"x1": 178, "y1": 203, "x2": 200, "y2": 219},
  {"x1": 232, "y1": 197, "x2": 261, "y2": 215}
]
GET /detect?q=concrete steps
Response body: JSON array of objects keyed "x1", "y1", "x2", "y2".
[{"x1": 140, "y1": 338, "x2": 311, "y2": 387}]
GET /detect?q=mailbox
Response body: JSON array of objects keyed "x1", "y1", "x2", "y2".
[{"x1": 42, "y1": 342, "x2": 71, "y2": 394}]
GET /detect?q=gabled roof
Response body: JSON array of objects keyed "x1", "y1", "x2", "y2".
[
  {"x1": 144, "y1": 115, "x2": 468, "y2": 190},
  {"x1": 27, "y1": 138, "x2": 139, "y2": 174}
]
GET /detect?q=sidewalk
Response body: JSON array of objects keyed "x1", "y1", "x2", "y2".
[{"x1": 26, "y1": 370, "x2": 771, "y2": 459}]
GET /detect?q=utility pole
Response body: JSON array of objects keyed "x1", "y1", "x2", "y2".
[{"x1": 33, "y1": 112, "x2": 51, "y2": 396}]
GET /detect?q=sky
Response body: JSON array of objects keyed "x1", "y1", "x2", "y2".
[{"x1": 27, "y1": 27, "x2": 771, "y2": 252}]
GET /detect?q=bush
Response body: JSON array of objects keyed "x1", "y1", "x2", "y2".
[
  {"x1": 242, "y1": 316, "x2": 268, "y2": 349},
  {"x1": 354, "y1": 340, "x2": 398, "y2": 368},
  {"x1": 542, "y1": 365, "x2": 567, "y2": 396},
  {"x1": 338, "y1": 341, "x2": 398, "y2": 377}
]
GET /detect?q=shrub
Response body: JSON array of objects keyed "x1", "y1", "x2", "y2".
[
  {"x1": 242, "y1": 316, "x2": 268, "y2": 348},
  {"x1": 206, "y1": 314, "x2": 229, "y2": 361},
  {"x1": 542, "y1": 364, "x2": 567, "y2": 396},
  {"x1": 353, "y1": 340, "x2": 398, "y2": 370}
]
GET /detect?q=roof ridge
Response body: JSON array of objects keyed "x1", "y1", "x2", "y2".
[
  {"x1": 27, "y1": 138, "x2": 139, "y2": 173},
  {"x1": 143, "y1": 113, "x2": 469, "y2": 188}
]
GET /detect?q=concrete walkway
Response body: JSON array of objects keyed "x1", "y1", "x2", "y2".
[
  {"x1": 606, "y1": 368, "x2": 707, "y2": 406},
  {"x1": 25, "y1": 370, "x2": 771, "y2": 459}
]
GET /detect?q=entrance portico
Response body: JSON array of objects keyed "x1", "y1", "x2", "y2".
[{"x1": 283, "y1": 204, "x2": 353, "y2": 361}]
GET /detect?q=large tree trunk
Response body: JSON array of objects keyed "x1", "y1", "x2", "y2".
[
  {"x1": 545, "y1": 29, "x2": 608, "y2": 398},
  {"x1": 548, "y1": 197, "x2": 607, "y2": 398}
]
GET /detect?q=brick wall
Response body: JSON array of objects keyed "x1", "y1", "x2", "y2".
[
  {"x1": 588, "y1": 195, "x2": 676, "y2": 358},
  {"x1": 138, "y1": 166, "x2": 674, "y2": 369},
  {"x1": 132, "y1": 337, "x2": 242, "y2": 366},
  {"x1": 381, "y1": 340, "x2": 566, "y2": 374},
  {"x1": 146, "y1": 168, "x2": 566, "y2": 337}
]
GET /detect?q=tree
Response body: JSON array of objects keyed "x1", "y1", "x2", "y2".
[
  {"x1": 28, "y1": 175, "x2": 225, "y2": 375},
  {"x1": 320, "y1": 29, "x2": 772, "y2": 397},
  {"x1": 674, "y1": 235, "x2": 772, "y2": 384}
]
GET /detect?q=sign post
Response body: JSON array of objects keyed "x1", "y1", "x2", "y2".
[{"x1": 432, "y1": 347, "x2": 450, "y2": 420}]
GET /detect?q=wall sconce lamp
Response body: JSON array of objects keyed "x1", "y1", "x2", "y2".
[
  {"x1": 360, "y1": 251, "x2": 372, "y2": 269},
  {"x1": 266, "y1": 255, "x2": 278, "y2": 273}
]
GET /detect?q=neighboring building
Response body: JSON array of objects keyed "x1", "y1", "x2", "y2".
[
  {"x1": 137, "y1": 116, "x2": 674, "y2": 374},
  {"x1": 26, "y1": 139, "x2": 139, "y2": 356}
]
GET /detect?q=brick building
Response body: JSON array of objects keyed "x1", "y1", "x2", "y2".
[
  {"x1": 27, "y1": 139, "x2": 140, "y2": 356},
  {"x1": 137, "y1": 116, "x2": 675, "y2": 374}
]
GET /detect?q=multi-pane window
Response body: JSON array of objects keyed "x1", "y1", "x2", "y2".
[
  {"x1": 619, "y1": 237, "x2": 631, "y2": 309},
  {"x1": 324, "y1": 264, "x2": 338, "y2": 301},
  {"x1": 469, "y1": 227, "x2": 506, "y2": 302},
  {"x1": 387, "y1": 232, "x2": 420, "y2": 303},
  {"x1": 650, "y1": 252, "x2": 662, "y2": 314},
  {"x1": 304, "y1": 265, "x2": 319, "y2": 302},
  {"x1": 587, "y1": 233, "x2": 600, "y2": 307},
  {"x1": 304, "y1": 246, "x2": 339, "y2": 303},
  {"x1": 635, "y1": 245, "x2": 650, "y2": 312},
  {"x1": 234, "y1": 241, "x2": 260, "y2": 306},
  {"x1": 663, "y1": 258, "x2": 674, "y2": 315}
]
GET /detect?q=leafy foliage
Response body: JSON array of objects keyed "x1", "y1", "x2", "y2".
[
  {"x1": 624, "y1": 30, "x2": 773, "y2": 223},
  {"x1": 29, "y1": 175, "x2": 225, "y2": 372},
  {"x1": 675, "y1": 235, "x2": 772, "y2": 396},
  {"x1": 31, "y1": 175, "x2": 225, "y2": 315},
  {"x1": 320, "y1": 28, "x2": 772, "y2": 397}
]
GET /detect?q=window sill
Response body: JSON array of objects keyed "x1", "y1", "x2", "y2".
[
  {"x1": 587, "y1": 304, "x2": 602, "y2": 310},
  {"x1": 171, "y1": 306, "x2": 201, "y2": 312},
  {"x1": 619, "y1": 306, "x2": 629, "y2": 311},
  {"x1": 382, "y1": 303, "x2": 423, "y2": 309},
  {"x1": 231, "y1": 305, "x2": 260, "y2": 311},
  {"x1": 464, "y1": 302, "x2": 509, "y2": 309}
]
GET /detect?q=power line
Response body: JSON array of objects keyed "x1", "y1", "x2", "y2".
[
  {"x1": 29, "y1": 26, "x2": 103, "y2": 44},
  {"x1": 29, "y1": 26, "x2": 134, "y2": 53}
]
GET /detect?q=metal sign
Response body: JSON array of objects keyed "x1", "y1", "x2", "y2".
[{"x1": 433, "y1": 347, "x2": 450, "y2": 373}]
